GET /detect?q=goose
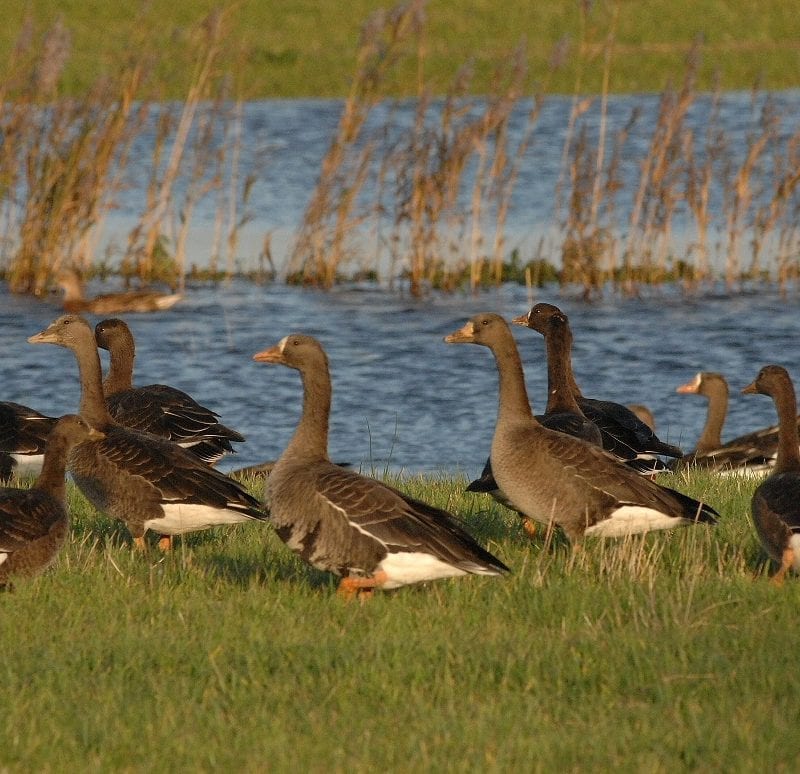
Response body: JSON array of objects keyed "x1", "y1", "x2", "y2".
[
  {"x1": 95, "y1": 318, "x2": 245, "y2": 465},
  {"x1": 466, "y1": 309, "x2": 602, "y2": 531},
  {"x1": 0, "y1": 402, "x2": 57, "y2": 483},
  {"x1": 512, "y1": 303, "x2": 683, "y2": 474},
  {"x1": 0, "y1": 415, "x2": 104, "y2": 590},
  {"x1": 27, "y1": 315, "x2": 267, "y2": 550},
  {"x1": 675, "y1": 371, "x2": 777, "y2": 475},
  {"x1": 57, "y1": 267, "x2": 182, "y2": 314},
  {"x1": 628, "y1": 404, "x2": 656, "y2": 431},
  {"x1": 444, "y1": 313, "x2": 717, "y2": 541},
  {"x1": 252, "y1": 334, "x2": 509, "y2": 598},
  {"x1": 742, "y1": 365, "x2": 800, "y2": 585}
]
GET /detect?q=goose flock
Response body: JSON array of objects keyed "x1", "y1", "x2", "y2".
[{"x1": 1, "y1": 302, "x2": 799, "y2": 595}]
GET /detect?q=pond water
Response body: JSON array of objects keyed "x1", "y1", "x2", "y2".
[{"x1": 1, "y1": 280, "x2": 797, "y2": 478}]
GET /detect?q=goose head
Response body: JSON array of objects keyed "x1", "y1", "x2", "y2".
[
  {"x1": 443, "y1": 313, "x2": 512, "y2": 348},
  {"x1": 512, "y1": 302, "x2": 568, "y2": 334},
  {"x1": 253, "y1": 334, "x2": 328, "y2": 372},
  {"x1": 742, "y1": 365, "x2": 793, "y2": 398},
  {"x1": 28, "y1": 314, "x2": 94, "y2": 350}
]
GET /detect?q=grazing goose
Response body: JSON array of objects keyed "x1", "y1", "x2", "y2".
[
  {"x1": 743, "y1": 365, "x2": 800, "y2": 585},
  {"x1": 512, "y1": 303, "x2": 683, "y2": 474},
  {"x1": 28, "y1": 315, "x2": 267, "y2": 550},
  {"x1": 675, "y1": 371, "x2": 778, "y2": 475},
  {"x1": 0, "y1": 415, "x2": 104, "y2": 590},
  {"x1": 252, "y1": 334, "x2": 509, "y2": 598},
  {"x1": 57, "y1": 268, "x2": 182, "y2": 314},
  {"x1": 444, "y1": 313, "x2": 717, "y2": 541},
  {"x1": 0, "y1": 402, "x2": 57, "y2": 483},
  {"x1": 95, "y1": 318, "x2": 245, "y2": 465},
  {"x1": 466, "y1": 310, "x2": 602, "y2": 531}
]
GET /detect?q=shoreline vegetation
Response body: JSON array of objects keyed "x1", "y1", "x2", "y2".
[{"x1": 2, "y1": 1, "x2": 800, "y2": 297}]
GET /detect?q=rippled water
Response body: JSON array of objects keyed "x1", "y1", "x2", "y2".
[{"x1": 2, "y1": 280, "x2": 797, "y2": 477}]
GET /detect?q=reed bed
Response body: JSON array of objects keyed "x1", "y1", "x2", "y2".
[
  {"x1": 2, "y1": 2, "x2": 800, "y2": 297},
  {"x1": 1, "y1": 470, "x2": 798, "y2": 770}
]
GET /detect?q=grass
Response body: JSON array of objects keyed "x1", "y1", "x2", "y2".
[
  {"x1": 1, "y1": 469, "x2": 798, "y2": 770},
  {"x1": 3, "y1": 1, "x2": 800, "y2": 98}
]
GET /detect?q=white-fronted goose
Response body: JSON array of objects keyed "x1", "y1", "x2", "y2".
[
  {"x1": 0, "y1": 415, "x2": 104, "y2": 590},
  {"x1": 444, "y1": 313, "x2": 717, "y2": 541},
  {"x1": 95, "y1": 318, "x2": 245, "y2": 465},
  {"x1": 743, "y1": 365, "x2": 800, "y2": 585},
  {"x1": 28, "y1": 315, "x2": 267, "y2": 549},
  {"x1": 0, "y1": 402, "x2": 58, "y2": 483},
  {"x1": 513, "y1": 303, "x2": 683, "y2": 474},
  {"x1": 467, "y1": 311, "x2": 602, "y2": 525},
  {"x1": 57, "y1": 268, "x2": 182, "y2": 314},
  {"x1": 675, "y1": 371, "x2": 778, "y2": 475},
  {"x1": 252, "y1": 334, "x2": 509, "y2": 598}
]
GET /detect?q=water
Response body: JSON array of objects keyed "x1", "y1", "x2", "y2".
[
  {"x1": 61, "y1": 90, "x2": 800, "y2": 275},
  {"x1": 1, "y1": 279, "x2": 797, "y2": 478}
]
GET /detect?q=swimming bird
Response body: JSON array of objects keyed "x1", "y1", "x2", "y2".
[
  {"x1": 57, "y1": 267, "x2": 182, "y2": 314},
  {"x1": 0, "y1": 402, "x2": 57, "y2": 483},
  {"x1": 28, "y1": 315, "x2": 267, "y2": 550},
  {"x1": 513, "y1": 303, "x2": 683, "y2": 474},
  {"x1": 95, "y1": 318, "x2": 245, "y2": 465},
  {"x1": 675, "y1": 371, "x2": 778, "y2": 475},
  {"x1": 743, "y1": 365, "x2": 800, "y2": 585},
  {"x1": 0, "y1": 415, "x2": 104, "y2": 590},
  {"x1": 252, "y1": 333, "x2": 509, "y2": 598},
  {"x1": 444, "y1": 313, "x2": 717, "y2": 541}
]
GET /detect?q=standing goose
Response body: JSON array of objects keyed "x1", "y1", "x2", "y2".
[
  {"x1": 513, "y1": 303, "x2": 683, "y2": 474},
  {"x1": 95, "y1": 318, "x2": 245, "y2": 465},
  {"x1": 0, "y1": 402, "x2": 57, "y2": 483},
  {"x1": 0, "y1": 415, "x2": 104, "y2": 590},
  {"x1": 444, "y1": 313, "x2": 717, "y2": 541},
  {"x1": 742, "y1": 365, "x2": 800, "y2": 585},
  {"x1": 57, "y1": 267, "x2": 182, "y2": 314},
  {"x1": 253, "y1": 334, "x2": 509, "y2": 598},
  {"x1": 675, "y1": 371, "x2": 778, "y2": 474},
  {"x1": 466, "y1": 310, "x2": 602, "y2": 528},
  {"x1": 28, "y1": 315, "x2": 267, "y2": 550}
]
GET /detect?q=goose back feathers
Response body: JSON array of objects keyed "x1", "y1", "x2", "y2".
[
  {"x1": 28, "y1": 315, "x2": 266, "y2": 546},
  {"x1": 445, "y1": 313, "x2": 717, "y2": 542},
  {"x1": 0, "y1": 415, "x2": 103, "y2": 589},
  {"x1": 0, "y1": 402, "x2": 57, "y2": 482},
  {"x1": 95, "y1": 318, "x2": 244, "y2": 465},
  {"x1": 253, "y1": 334, "x2": 508, "y2": 595},
  {"x1": 743, "y1": 365, "x2": 800, "y2": 584}
]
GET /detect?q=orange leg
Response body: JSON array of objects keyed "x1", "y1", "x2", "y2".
[
  {"x1": 133, "y1": 536, "x2": 147, "y2": 551},
  {"x1": 157, "y1": 535, "x2": 174, "y2": 552},
  {"x1": 337, "y1": 571, "x2": 389, "y2": 601},
  {"x1": 771, "y1": 547, "x2": 795, "y2": 587},
  {"x1": 522, "y1": 518, "x2": 538, "y2": 539}
]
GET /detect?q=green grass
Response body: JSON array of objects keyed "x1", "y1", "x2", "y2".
[
  {"x1": 1, "y1": 469, "x2": 798, "y2": 771},
  {"x1": 4, "y1": 1, "x2": 800, "y2": 97}
]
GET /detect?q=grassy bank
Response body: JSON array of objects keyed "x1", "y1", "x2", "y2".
[
  {"x1": 4, "y1": 1, "x2": 800, "y2": 98},
  {"x1": 1, "y1": 470, "x2": 798, "y2": 770}
]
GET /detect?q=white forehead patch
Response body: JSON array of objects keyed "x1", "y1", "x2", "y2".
[{"x1": 278, "y1": 336, "x2": 290, "y2": 352}]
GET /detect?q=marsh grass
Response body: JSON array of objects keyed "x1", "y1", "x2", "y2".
[{"x1": 1, "y1": 469, "x2": 798, "y2": 770}]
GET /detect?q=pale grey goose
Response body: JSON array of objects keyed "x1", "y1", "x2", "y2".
[
  {"x1": 675, "y1": 371, "x2": 778, "y2": 475},
  {"x1": 743, "y1": 365, "x2": 800, "y2": 585},
  {"x1": 0, "y1": 402, "x2": 57, "y2": 483},
  {"x1": 57, "y1": 267, "x2": 181, "y2": 314},
  {"x1": 252, "y1": 334, "x2": 509, "y2": 598},
  {"x1": 0, "y1": 415, "x2": 104, "y2": 590},
  {"x1": 95, "y1": 318, "x2": 245, "y2": 465},
  {"x1": 444, "y1": 313, "x2": 717, "y2": 541},
  {"x1": 513, "y1": 303, "x2": 683, "y2": 474},
  {"x1": 28, "y1": 315, "x2": 267, "y2": 550}
]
